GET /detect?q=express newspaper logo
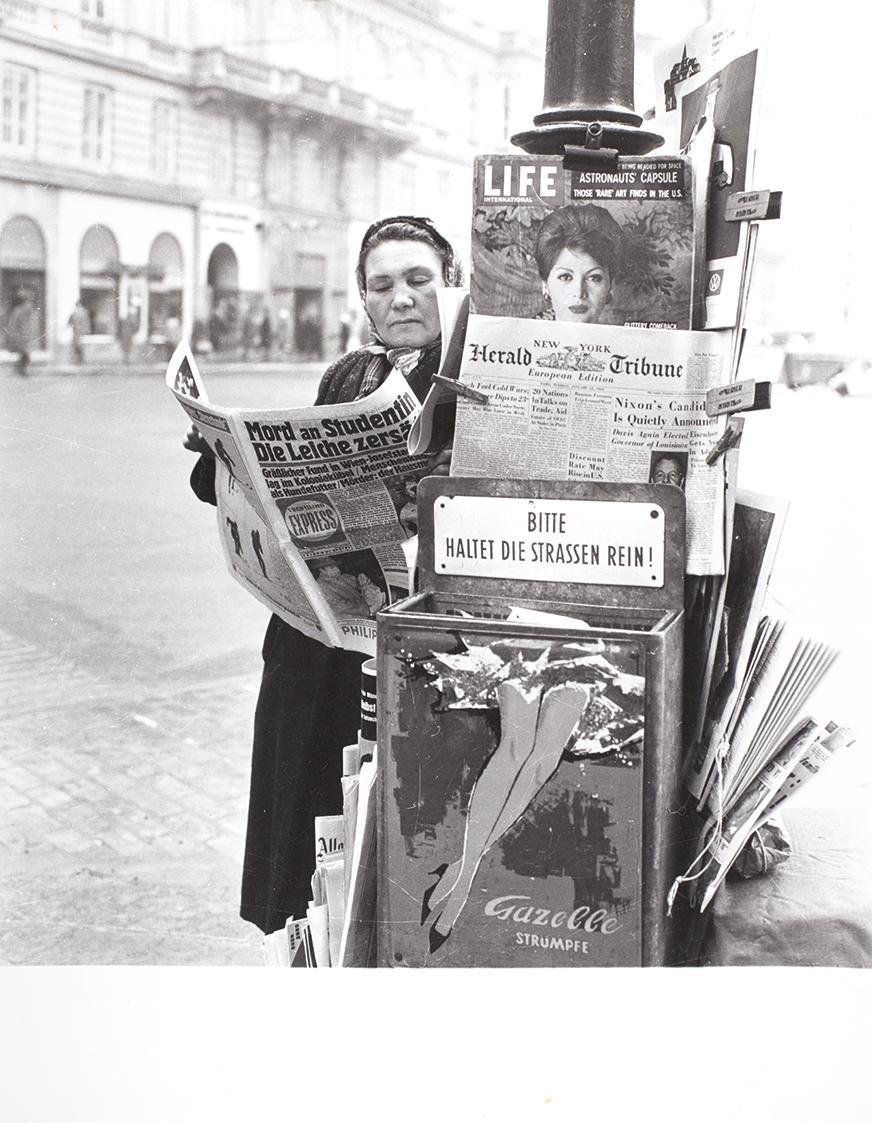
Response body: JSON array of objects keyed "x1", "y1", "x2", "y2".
[{"x1": 279, "y1": 494, "x2": 346, "y2": 550}]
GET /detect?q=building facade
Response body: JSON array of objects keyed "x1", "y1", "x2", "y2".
[{"x1": 0, "y1": 0, "x2": 542, "y2": 363}]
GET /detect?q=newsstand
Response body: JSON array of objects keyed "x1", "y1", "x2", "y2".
[{"x1": 375, "y1": 476, "x2": 695, "y2": 967}]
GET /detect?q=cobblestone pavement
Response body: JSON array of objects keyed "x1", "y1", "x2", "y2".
[
  {"x1": 1, "y1": 366, "x2": 324, "y2": 965},
  {"x1": 0, "y1": 626, "x2": 264, "y2": 965}
]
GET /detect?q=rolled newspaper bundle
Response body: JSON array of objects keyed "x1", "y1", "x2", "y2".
[
  {"x1": 359, "y1": 658, "x2": 377, "y2": 760},
  {"x1": 696, "y1": 720, "x2": 824, "y2": 912}
]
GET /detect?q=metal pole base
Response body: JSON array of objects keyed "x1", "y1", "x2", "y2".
[{"x1": 511, "y1": 120, "x2": 663, "y2": 158}]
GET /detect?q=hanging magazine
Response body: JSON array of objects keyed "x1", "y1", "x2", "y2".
[
  {"x1": 470, "y1": 153, "x2": 696, "y2": 330},
  {"x1": 654, "y1": 14, "x2": 765, "y2": 330}
]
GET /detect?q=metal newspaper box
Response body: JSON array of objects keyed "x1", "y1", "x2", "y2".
[{"x1": 376, "y1": 478, "x2": 688, "y2": 968}]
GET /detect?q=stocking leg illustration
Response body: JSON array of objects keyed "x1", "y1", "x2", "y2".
[{"x1": 425, "y1": 680, "x2": 591, "y2": 953}]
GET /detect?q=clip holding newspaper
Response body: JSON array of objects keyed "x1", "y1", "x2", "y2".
[
  {"x1": 446, "y1": 314, "x2": 731, "y2": 576},
  {"x1": 166, "y1": 342, "x2": 432, "y2": 655}
]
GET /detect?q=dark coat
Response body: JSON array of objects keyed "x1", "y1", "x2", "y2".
[
  {"x1": 4, "y1": 301, "x2": 38, "y2": 352},
  {"x1": 191, "y1": 344, "x2": 451, "y2": 933}
]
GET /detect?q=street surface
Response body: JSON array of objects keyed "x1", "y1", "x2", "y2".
[
  {"x1": 0, "y1": 360, "x2": 323, "y2": 965},
  {"x1": 1, "y1": 356, "x2": 870, "y2": 964}
]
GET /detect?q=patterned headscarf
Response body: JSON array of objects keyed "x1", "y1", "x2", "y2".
[
  {"x1": 354, "y1": 215, "x2": 465, "y2": 396},
  {"x1": 355, "y1": 215, "x2": 464, "y2": 305}
]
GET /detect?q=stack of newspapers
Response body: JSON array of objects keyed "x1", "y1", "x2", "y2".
[
  {"x1": 670, "y1": 489, "x2": 854, "y2": 913},
  {"x1": 262, "y1": 733, "x2": 378, "y2": 968}
]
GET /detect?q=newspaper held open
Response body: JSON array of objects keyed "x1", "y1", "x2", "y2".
[{"x1": 167, "y1": 341, "x2": 433, "y2": 654}]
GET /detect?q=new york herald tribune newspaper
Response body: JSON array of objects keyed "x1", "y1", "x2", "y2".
[
  {"x1": 450, "y1": 316, "x2": 730, "y2": 575},
  {"x1": 167, "y1": 343, "x2": 430, "y2": 654}
]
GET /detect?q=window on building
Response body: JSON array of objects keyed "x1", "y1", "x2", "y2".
[
  {"x1": 0, "y1": 215, "x2": 46, "y2": 347},
  {"x1": 81, "y1": 0, "x2": 107, "y2": 19},
  {"x1": 1, "y1": 63, "x2": 36, "y2": 156},
  {"x1": 269, "y1": 224, "x2": 294, "y2": 292},
  {"x1": 207, "y1": 242, "x2": 239, "y2": 295},
  {"x1": 268, "y1": 224, "x2": 294, "y2": 355},
  {"x1": 149, "y1": 0, "x2": 172, "y2": 39},
  {"x1": 82, "y1": 85, "x2": 111, "y2": 166},
  {"x1": 266, "y1": 126, "x2": 292, "y2": 203},
  {"x1": 148, "y1": 232, "x2": 184, "y2": 338},
  {"x1": 206, "y1": 242, "x2": 240, "y2": 352},
  {"x1": 333, "y1": 142, "x2": 348, "y2": 212},
  {"x1": 297, "y1": 136, "x2": 324, "y2": 200},
  {"x1": 207, "y1": 114, "x2": 233, "y2": 193},
  {"x1": 79, "y1": 224, "x2": 119, "y2": 336},
  {"x1": 366, "y1": 150, "x2": 380, "y2": 216},
  {"x1": 467, "y1": 73, "x2": 480, "y2": 139},
  {"x1": 152, "y1": 100, "x2": 178, "y2": 178}
]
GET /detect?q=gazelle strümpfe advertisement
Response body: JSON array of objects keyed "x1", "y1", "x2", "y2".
[{"x1": 379, "y1": 633, "x2": 647, "y2": 967}]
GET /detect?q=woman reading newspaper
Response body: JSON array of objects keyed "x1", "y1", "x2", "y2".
[{"x1": 184, "y1": 216, "x2": 463, "y2": 934}]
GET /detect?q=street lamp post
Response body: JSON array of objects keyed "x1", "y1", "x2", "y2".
[{"x1": 512, "y1": 0, "x2": 662, "y2": 158}]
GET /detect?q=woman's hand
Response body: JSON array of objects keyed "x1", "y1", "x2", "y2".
[
  {"x1": 183, "y1": 424, "x2": 213, "y2": 456},
  {"x1": 427, "y1": 441, "x2": 453, "y2": 477}
]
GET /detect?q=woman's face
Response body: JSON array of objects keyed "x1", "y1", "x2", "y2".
[
  {"x1": 364, "y1": 239, "x2": 445, "y2": 348},
  {"x1": 545, "y1": 247, "x2": 612, "y2": 323}
]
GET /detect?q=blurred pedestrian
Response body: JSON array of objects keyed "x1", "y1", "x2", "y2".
[
  {"x1": 298, "y1": 298, "x2": 322, "y2": 360},
  {"x1": 164, "y1": 307, "x2": 182, "y2": 360},
  {"x1": 119, "y1": 302, "x2": 139, "y2": 364},
  {"x1": 68, "y1": 300, "x2": 90, "y2": 364},
  {"x1": 191, "y1": 318, "x2": 211, "y2": 355},
  {"x1": 5, "y1": 289, "x2": 38, "y2": 377},
  {"x1": 208, "y1": 304, "x2": 223, "y2": 352},
  {"x1": 241, "y1": 300, "x2": 257, "y2": 360},
  {"x1": 260, "y1": 307, "x2": 272, "y2": 359},
  {"x1": 338, "y1": 309, "x2": 352, "y2": 352},
  {"x1": 276, "y1": 307, "x2": 291, "y2": 354}
]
